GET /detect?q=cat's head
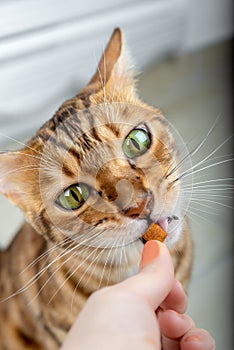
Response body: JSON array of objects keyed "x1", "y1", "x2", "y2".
[{"x1": 0, "y1": 28, "x2": 191, "y2": 250}]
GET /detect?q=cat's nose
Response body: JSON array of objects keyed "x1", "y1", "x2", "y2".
[{"x1": 123, "y1": 194, "x2": 153, "y2": 219}]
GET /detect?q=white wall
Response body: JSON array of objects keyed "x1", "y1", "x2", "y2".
[
  {"x1": 0, "y1": 0, "x2": 187, "y2": 145},
  {"x1": 0, "y1": 0, "x2": 233, "y2": 146},
  {"x1": 185, "y1": 0, "x2": 233, "y2": 51}
]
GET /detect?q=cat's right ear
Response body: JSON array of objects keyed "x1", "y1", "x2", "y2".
[{"x1": 0, "y1": 150, "x2": 36, "y2": 211}]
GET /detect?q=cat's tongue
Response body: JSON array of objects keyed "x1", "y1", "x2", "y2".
[{"x1": 157, "y1": 218, "x2": 168, "y2": 232}]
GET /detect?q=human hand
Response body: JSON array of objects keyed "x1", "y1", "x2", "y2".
[{"x1": 61, "y1": 241, "x2": 215, "y2": 350}]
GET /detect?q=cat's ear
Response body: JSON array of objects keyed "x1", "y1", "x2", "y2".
[
  {"x1": 0, "y1": 150, "x2": 36, "y2": 211},
  {"x1": 87, "y1": 28, "x2": 136, "y2": 94}
]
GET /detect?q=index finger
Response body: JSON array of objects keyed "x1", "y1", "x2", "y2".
[{"x1": 115, "y1": 240, "x2": 174, "y2": 310}]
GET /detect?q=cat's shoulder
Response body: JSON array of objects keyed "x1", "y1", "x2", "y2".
[{"x1": 3, "y1": 221, "x2": 45, "y2": 257}]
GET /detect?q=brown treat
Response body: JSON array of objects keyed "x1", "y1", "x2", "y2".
[{"x1": 142, "y1": 223, "x2": 167, "y2": 242}]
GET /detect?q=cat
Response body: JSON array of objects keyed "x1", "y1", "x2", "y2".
[{"x1": 0, "y1": 28, "x2": 193, "y2": 350}]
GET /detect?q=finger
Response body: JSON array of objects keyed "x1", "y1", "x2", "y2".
[
  {"x1": 160, "y1": 280, "x2": 188, "y2": 314},
  {"x1": 158, "y1": 309, "x2": 194, "y2": 339},
  {"x1": 161, "y1": 336, "x2": 180, "y2": 350},
  {"x1": 116, "y1": 240, "x2": 174, "y2": 310},
  {"x1": 161, "y1": 327, "x2": 215, "y2": 350},
  {"x1": 181, "y1": 328, "x2": 215, "y2": 350}
]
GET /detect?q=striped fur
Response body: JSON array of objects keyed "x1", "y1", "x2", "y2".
[{"x1": 0, "y1": 28, "x2": 193, "y2": 349}]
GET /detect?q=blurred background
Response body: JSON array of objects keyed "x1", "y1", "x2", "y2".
[{"x1": 0, "y1": 0, "x2": 233, "y2": 348}]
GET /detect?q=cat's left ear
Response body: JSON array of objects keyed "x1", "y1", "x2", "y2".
[{"x1": 87, "y1": 28, "x2": 136, "y2": 94}]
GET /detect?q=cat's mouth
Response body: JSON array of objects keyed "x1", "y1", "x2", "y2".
[{"x1": 140, "y1": 215, "x2": 178, "y2": 244}]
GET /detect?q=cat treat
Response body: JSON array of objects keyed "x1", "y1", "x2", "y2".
[{"x1": 142, "y1": 223, "x2": 167, "y2": 242}]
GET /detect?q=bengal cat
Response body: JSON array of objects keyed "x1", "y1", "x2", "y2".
[{"x1": 0, "y1": 28, "x2": 193, "y2": 350}]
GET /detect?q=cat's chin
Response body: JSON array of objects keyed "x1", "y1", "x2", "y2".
[{"x1": 77, "y1": 219, "x2": 149, "y2": 249}]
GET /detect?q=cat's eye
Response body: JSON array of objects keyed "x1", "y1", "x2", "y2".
[
  {"x1": 123, "y1": 129, "x2": 150, "y2": 158},
  {"x1": 57, "y1": 184, "x2": 89, "y2": 210}
]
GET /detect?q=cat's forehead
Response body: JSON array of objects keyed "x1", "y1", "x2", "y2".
[
  {"x1": 38, "y1": 101, "x2": 173, "y2": 189},
  {"x1": 44, "y1": 101, "x2": 166, "y2": 142},
  {"x1": 39, "y1": 103, "x2": 166, "y2": 170},
  {"x1": 39, "y1": 101, "x2": 170, "y2": 166}
]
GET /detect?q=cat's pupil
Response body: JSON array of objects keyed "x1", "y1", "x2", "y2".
[
  {"x1": 70, "y1": 190, "x2": 79, "y2": 202},
  {"x1": 130, "y1": 138, "x2": 141, "y2": 150}
]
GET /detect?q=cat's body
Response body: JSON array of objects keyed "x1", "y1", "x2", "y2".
[{"x1": 0, "y1": 29, "x2": 193, "y2": 349}]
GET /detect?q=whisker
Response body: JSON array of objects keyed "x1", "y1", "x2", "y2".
[
  {"x1": 0, "y1": 132, "x2": 56, "y2": 166},
  {"x1": 182, "y1": 178, "x2": 234, "y2": 188},
  {"x1": 2, "y1": 166, "x2": 42, "y2": 177},
  {"x1": 184, "y1": 188, "x2": 234, "y2": 194},
  {"x1": 179, "y1": 143, "x2": 233, "y2": 180},
  {"x1": 69, "y1": 241, "x2": 111, "y2": 311},
  {"x1": 188, "y1": 204, "x2": 219, "y2": 215},
  {"x1": 186, "y1": 207, "x2": 215, "y2": 223},
  {"x1": 98, "y1": 236, "x2": 121, "y2": 289},
  {"x1": 3, "y1": 231, "x2": 99, "y2": 302},
  {"x1": 190, "y1": 198, "x2": 233, "y2": 209},
  {"x1": 19, "y1": 236, "x2": 74, "y2": 276},
  {"x1": 178, "y1": 157, "x2": 233, "y2": 183},
  {"x1": 0, "y1": 132, "x2": 39, "y2": 154},
  {"x1": 166, "y1": 114, "x2": 223, "y2": 178},
  {"x1": 47, "y1": 231, "x2": 108, "y2": 305},
  {"x1": 30, "y1": 238, "x2": 101, "y2": 306}
]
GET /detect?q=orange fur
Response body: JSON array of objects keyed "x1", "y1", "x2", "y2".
[{"x1": 0, "y1": 28, "x2": 193, "y2": 349}]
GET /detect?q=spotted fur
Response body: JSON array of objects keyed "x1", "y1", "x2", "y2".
[{"x1": 0, "y1": 28, "x2": 193, "y2": 350}]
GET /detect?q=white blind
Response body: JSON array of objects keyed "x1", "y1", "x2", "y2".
[{"x1": 0, "y1": 0, "x2": 187, "y2": 145}]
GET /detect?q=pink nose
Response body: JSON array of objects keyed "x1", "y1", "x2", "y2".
[{"x1": 124, "y1": 195, "x2": 153, "y2": 219}]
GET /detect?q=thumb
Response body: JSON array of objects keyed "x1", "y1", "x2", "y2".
[{"x1": 117, "y1": 241, "x2": 174, "y2": 310}]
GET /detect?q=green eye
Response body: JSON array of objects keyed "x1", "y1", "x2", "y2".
[
  {"x1": 57, "y1": 184, "x2": 89, "y2": 210},
  {"x1": 123, "y1": 129, "x2": 150, "y2": 158}
]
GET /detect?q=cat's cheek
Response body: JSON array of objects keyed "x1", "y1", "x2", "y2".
[{"x1": 166, "y1": 222, "x2": 184, "y2": 248}]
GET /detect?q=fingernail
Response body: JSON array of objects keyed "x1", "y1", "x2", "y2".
[
  {"x1": 141, "y1": 240, "x2": 160, "y2": 267},
  {"x1": 184, "y1": 335, "x2": 202, "y2": 343},
  {"x1": 183, "y1": 330, "x2": 215, "y2": 350}
]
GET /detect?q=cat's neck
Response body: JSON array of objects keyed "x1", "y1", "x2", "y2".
[
  {"x1": 45, "y1": 233, "x2": 142, "y2": 299},
  {"x1": 7, "y1": 221, "x2": 141, "y2": 312}
]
